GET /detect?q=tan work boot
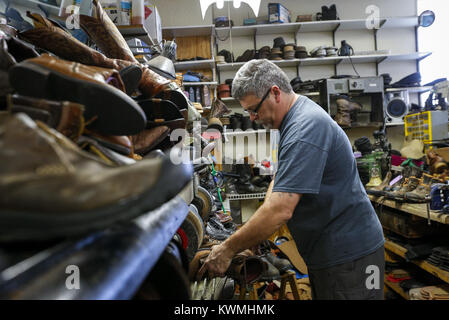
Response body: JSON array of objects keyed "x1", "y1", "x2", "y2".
[
  {"x1": 388, "y1": 176, "x2": 420, "y2": 202},
  {"x1": 405, "y1": 173, "x2": 443, "y2": 203}
]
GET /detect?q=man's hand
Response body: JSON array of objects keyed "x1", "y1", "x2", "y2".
[{"x1": 197, "y1": 243, "x2": 236, "y2": 280}]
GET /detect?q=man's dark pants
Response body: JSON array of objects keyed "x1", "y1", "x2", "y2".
[{"x1": 308, "y1": 245, "x2": 385, "y2": 300}]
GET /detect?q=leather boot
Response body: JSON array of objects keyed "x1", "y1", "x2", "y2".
[
  {"x1": 225, "y1": 250, "x2": 266, "y2": 285},
  {"x1": 20, "y1": 12, "x2": 131, "y2": 71},
  {"x1": 78, "y1": 0, "x2": 170, "y2": 97},
  {"x1": 130, "y1": 126, "x2": 170, "y2": 156},
  {"x1": 405, "y1": 173, "x2": 443, "y2": 203},
  {"x1": 137, "y1": 98, "x2": 186, "y2": 131},
  {"x1": 8, "y1": 54, "x2": 146, "y2": 135},
  {"x1": 388, "y1": 176, "x2": 420, "y2": 201},
  {"x1": 366, "y1": 171, "x2": 392, "y2": 196},
  {"x1": 7, "y1": 94, "x2": 85, "y2": 140},
  {"x1": 335, "y1": 95, "x2": 362, "y2": 127},
  {"x1": 427, "y1": 149, "x2": 448, "y2": 174},
  {"x1": 0, "y1": 113, "x2": 192, "y2": 242}
]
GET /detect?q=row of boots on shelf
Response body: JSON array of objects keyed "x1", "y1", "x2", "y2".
[
  {"x1": 224, "y1": 164, "x2": 271, "y2": 195},
  {"x1": 366, "y1": 150, "x2": 449, "y2": 203},
  {"x1": 228, "y1": 113, "x2": 265, "y2": 131}
]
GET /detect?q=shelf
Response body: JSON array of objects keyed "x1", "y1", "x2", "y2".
[
  {"x1": 224, "y1": 129, "x2": 271, "y2": 136},
  {"x1": 342, "y1": 122, "x2": 384, "y2": 129},
  {"x1": 386, "y1": 86, "x2": 433, "y2": 94},
  {"x1": 215, "y1": 16, "x2": 419, "y2": 37},
  {"x1": 174, "y1": 59, "x2": 215, "y2": 71},
  {"x1": 183, "y1": 81, "x2": 218, "y2": 86},
  {"x1": 216, "y1": 52, "x2": 431, "y2": 70},
  {"x1": 384, "y1": 240, "x2": 449, "y2": 285},
  {"x1": 384, "y1": 274, "x2": 409, "y2": 299},
  {"x1": 10, "y1": 0, "x2": 60, "y2": 17},
  {"x1": 227, "y1": 193, "x2": 266, "y2": 200},
  {"x1": 0, "y1": 196, "x2": 189, "y2": 299},
  {"x1": 162, "y1": 25, "x2": 214, "y2": 38},
  {"x1": 369, "y1": 195, "x2": 449, "y2": 224}
]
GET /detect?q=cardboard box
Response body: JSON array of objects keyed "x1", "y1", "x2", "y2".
[
  {"x1": 268, "y1": 3, "x2": 291, "y2": 24},
  {"x1": 143, "y1": 2, "x2": 162, "y2": 45}
]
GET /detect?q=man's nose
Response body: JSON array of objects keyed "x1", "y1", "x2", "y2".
[{"x1": 249, "y1": 113, "x2": 257, "y2": 121}]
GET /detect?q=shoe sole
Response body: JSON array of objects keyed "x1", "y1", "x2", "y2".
[
  {"x1": 0, "y1": 159, "x2": 192, "y2": 242},
  {"x1": 119, "y1": 64, "x2": 143, "y2": 95},
  {"x1": 9, "y1": 61, "x2": 146, "y2": 135}
]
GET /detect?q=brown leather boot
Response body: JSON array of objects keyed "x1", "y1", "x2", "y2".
[
  {"x1": 78, "y1": 0, "x2": 170, "y2": 97},
  {"x1": 79, "y1": 0, "x2": 136, "y2": 62},
  {"x1": 427, "y1": 149, "x2": 448, "y2": 174},
  {"x1": 7, "y1": 94, "x2": 85, "y2": 140},
  {"x1": 20, "y1": 12, "x2": 131, "y2": 70},
  {"x1": 9, "y1": 54, "x2": 146, "y2": 135},
  {"x1": 335, "y1": 95, "x2": 362, "y2": 127},
  {"x1": 405, "y1": 173, "x2": 443, "y2": 203},
  {"x1": 130, "y1": 126, "x2": 170, "y2": 156}
]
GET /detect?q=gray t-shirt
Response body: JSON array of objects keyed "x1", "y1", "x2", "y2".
[{"x1": 272, "y1": 95, "x2": 384, "y2": 270}]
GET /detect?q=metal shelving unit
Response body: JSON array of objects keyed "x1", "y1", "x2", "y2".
[{"x1": 226, "y1": 193, "x2": 266, "y2": 201}]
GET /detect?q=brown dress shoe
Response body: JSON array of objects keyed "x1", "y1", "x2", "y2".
[
  {"x1": 0, "y1": 113, "x2": 192, "y2": 242},
  {"x1": 9, "y1": 54, "x2": 146, "y2": 135},
  {"x1": 130, "y1": 126, "x2": 170, "y2": 156},
  {"x1": 8, "y1": 94, "x2": 85, "y2": 140}
]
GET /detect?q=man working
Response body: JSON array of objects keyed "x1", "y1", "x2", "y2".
[{"x1": 198, "y1": 59, "x2": 385, "y2": 300}]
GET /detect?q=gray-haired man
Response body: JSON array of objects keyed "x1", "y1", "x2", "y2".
[{"x1": 198, "y1": 59, "x2": 385, "y2": 300}]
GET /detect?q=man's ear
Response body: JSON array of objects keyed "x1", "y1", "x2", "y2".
[{"x1": 272, "y1": 86, "x2": 282, "y2": 103}]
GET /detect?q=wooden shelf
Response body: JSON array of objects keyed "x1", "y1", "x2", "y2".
[
  {"x1": 384, "y1": 240, "x2": 449, "y2": 285},
  {"x1": 369, "y1": 195, "x2": 449, "y2": 224},
  {"x1": 384, "y1": 274, "x2": 409, "y2": 299}
]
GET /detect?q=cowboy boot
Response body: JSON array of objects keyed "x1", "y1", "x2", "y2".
[
  {"x1": 79, "y1": 0, "x2": 136, "y2": 62},
  {"x1": 20, "y1": 13, "x2": 142, "y2": 95},
  {"x1": 9, "y1": 54, "x2": 146, "y2": 135},
  {"x1": 78, "y1": 0, "x2": 170, "y2": 97},
  {"x1": 0, "y1": 113, "x2": 192, "y2": 242},
  {"x1": 7, "y1": 94, "x2": 85, "y2": 140}
]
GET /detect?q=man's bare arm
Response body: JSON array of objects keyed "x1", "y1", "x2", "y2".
[{"x1": 222, "y1": 190, "x2": 301, "y2": 255}]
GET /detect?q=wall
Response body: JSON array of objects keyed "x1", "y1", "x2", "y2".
[{"x1": 155, "y1": 0, "x2": 419, "y2": 151}]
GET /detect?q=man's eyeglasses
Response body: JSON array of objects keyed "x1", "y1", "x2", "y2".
[{"x1": 243, "y1": 88, "x2": 271, "y2": 116}]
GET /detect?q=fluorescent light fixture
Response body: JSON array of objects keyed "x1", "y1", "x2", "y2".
[{"x1": 199, "y1": 0, "x2": 261, "y2": 19}]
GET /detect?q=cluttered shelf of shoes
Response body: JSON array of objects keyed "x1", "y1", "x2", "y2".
[{"x1": 356, "y1": 129, "x2": 449, "y2": 299}]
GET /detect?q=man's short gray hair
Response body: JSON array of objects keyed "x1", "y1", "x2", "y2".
[{"x1": 231, "y1": 59, "x2": 293, "y2": 100}]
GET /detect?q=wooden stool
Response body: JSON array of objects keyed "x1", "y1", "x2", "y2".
[
  {"x1": 279, "y1": 271, "x2": 301, "y2": 300},
  {"x1": 237, "y1": 271, "x2": 301, "y2": 300}
]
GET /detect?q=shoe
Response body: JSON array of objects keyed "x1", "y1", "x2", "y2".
[
  {"x1": 9, "y1": 54, "x2": 147, "y2": 135},
  {"x1": 262, "y1": 252, "x2": 293, "y2": 274},
  {"x1": 335, "y1": 95, "x2": 362, "y2": 127},
  {"x1": 427, "y1": 150, "x2": 448, "y2": 174},
  {"x1": 78, "y1": 0, "x2": 170, "y2": 97},
  {"x1": 130, "y1": 126, "x2": 170, "y2": 156},
  {"x1": 388, "y1": 176, "x2": 420, "y2": 201},
  {"x1": 0, "y1": 113, "x2": 192, "y2": 242},
  {"x1": 226, "y1": 250, "x2": 266, "y2": 284},
  {"x1": 137, "y1": 98, "x2": 186, "y2": 131},
  {"x1": 405, "y1": 173, "x2": 442, "y2": 203},
  {"x1": 259, "y1": 257, "x2": 281, "y2": 281},
  {"x1": 7, "y1": 94, "x2": 85, "y2": 140},
  {"x1": 366, "y1": 171, "x2": 392, "y2": 196}
]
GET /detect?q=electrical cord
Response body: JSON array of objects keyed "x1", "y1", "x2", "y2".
[{"x1": 348, "y1": 54, "x2": 360, "y2": 78}]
